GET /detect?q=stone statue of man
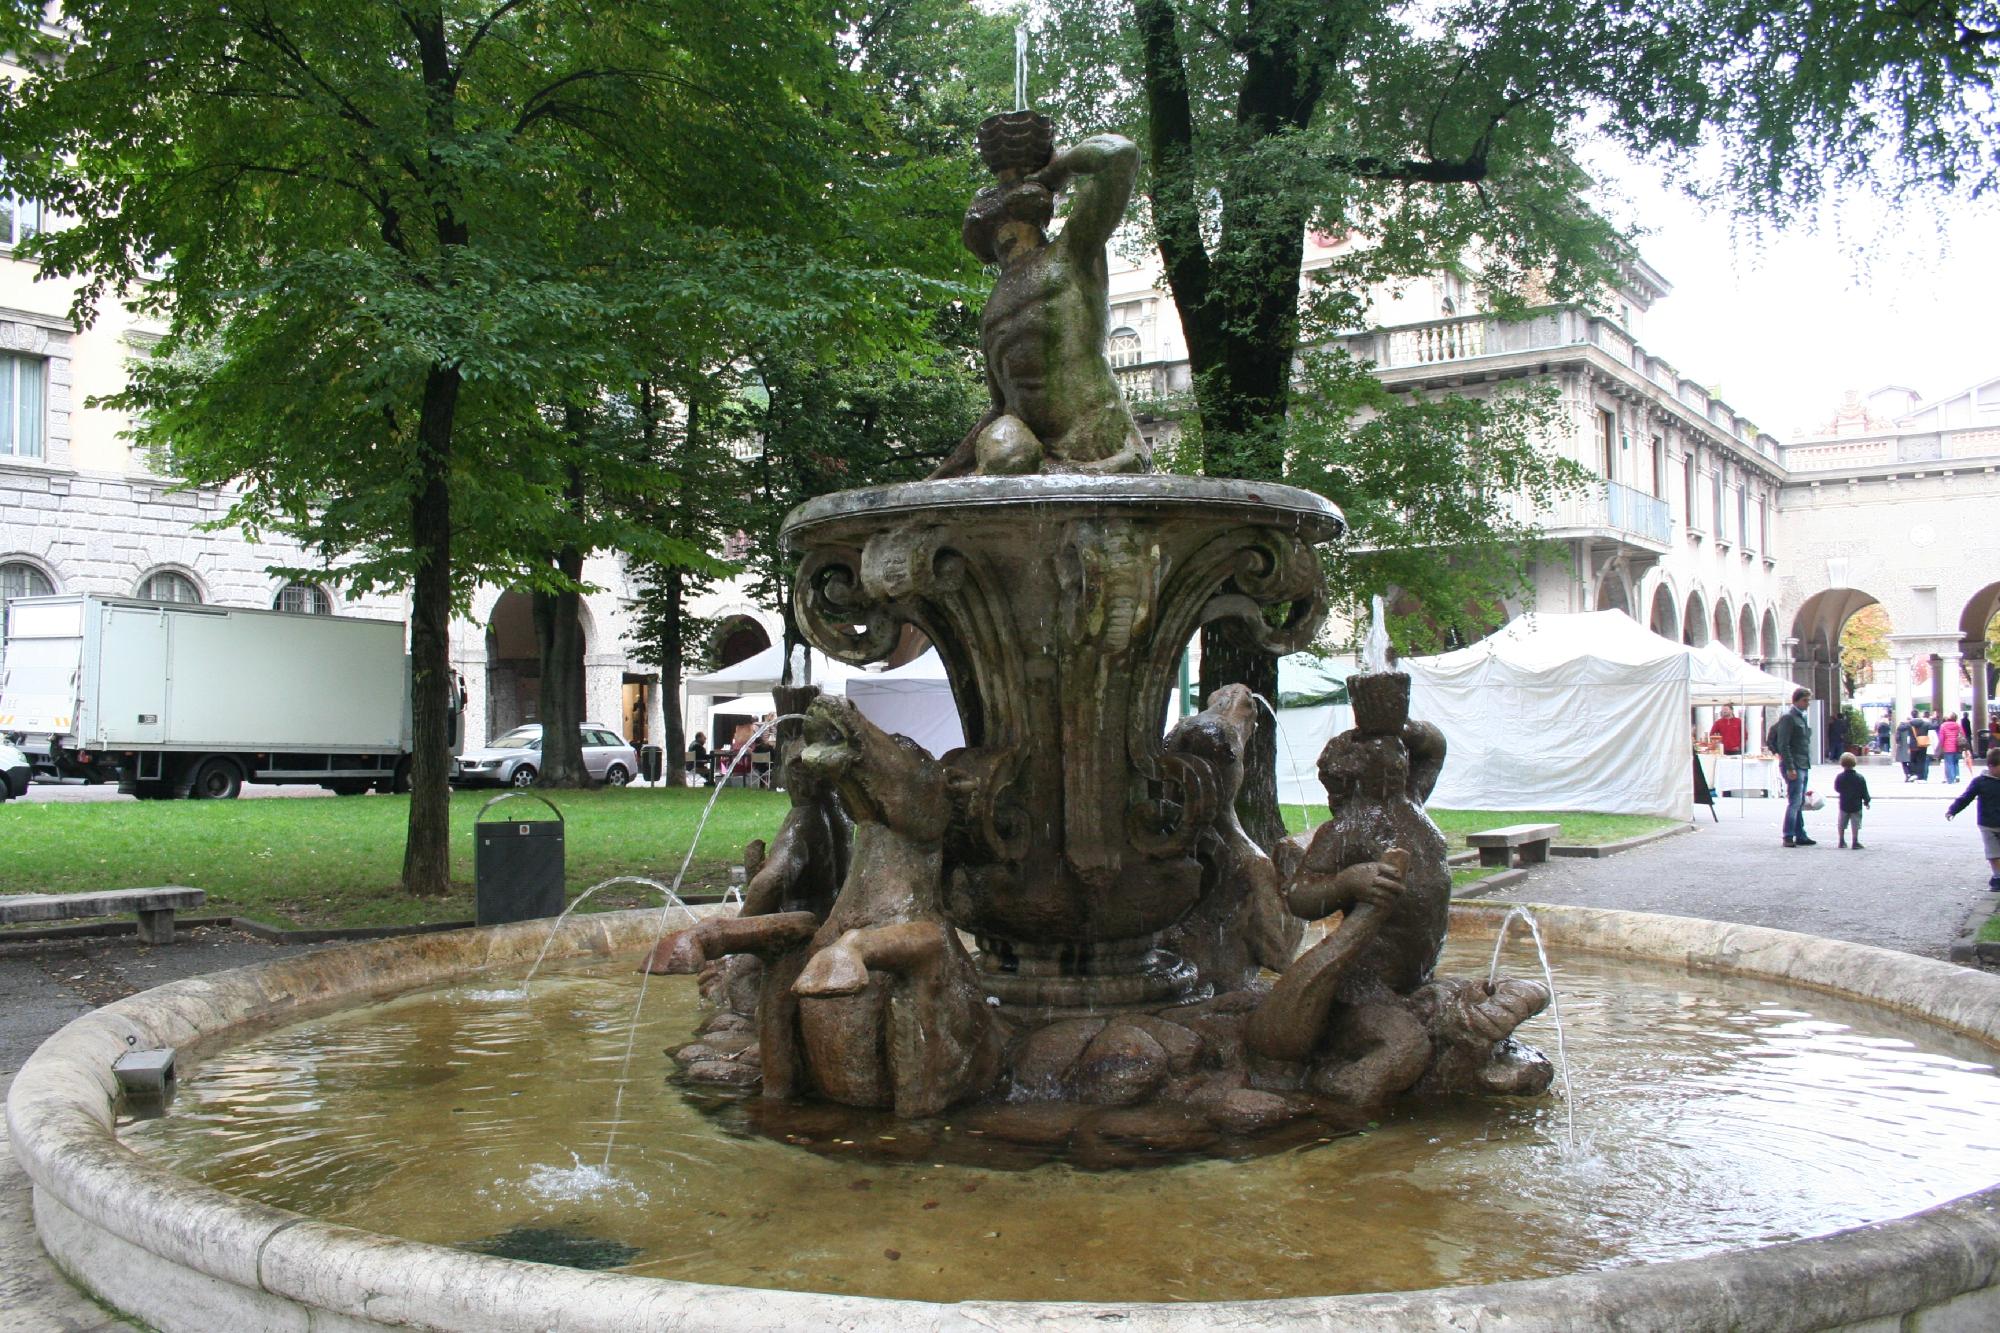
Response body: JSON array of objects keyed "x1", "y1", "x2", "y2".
[{"x1": 931, "y1": 114, "x2": 1151, "y2": 478}]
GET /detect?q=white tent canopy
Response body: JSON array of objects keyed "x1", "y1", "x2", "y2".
[
  {"x1": 1689, "y1": 641, "x2": 1796, "y2": 707},
  {"x1": 844, "y1": 649, "x2": 964, "y2": 757},
  {"x1": 1403, "y1": 611, "x2": 1698, "y2": 819},
  {"x1": 684, "y1": 643, "x2": 865, "y2": 696}
]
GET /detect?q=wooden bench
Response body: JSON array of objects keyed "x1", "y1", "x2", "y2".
[
  {"x1": 1464, "y1": 823, "x2": 1562, "y2": 869},
  {"x1": 0, "y1": 886, "x2": 206, "y2": 944}
]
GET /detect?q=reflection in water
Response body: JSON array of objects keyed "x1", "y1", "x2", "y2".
[{"x1": 126, "y1": 937, "x2": 2000, "y2": 1303}]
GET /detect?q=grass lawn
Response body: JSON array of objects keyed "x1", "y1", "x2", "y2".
[
  {"x1": 1282, "y1": 805, "x2": 1681, "y2": 851},
  {"x1": 0, "y1": 787, "x2": 790, "y2": 930},
  {"x1": 1978, "y1": 911, "x2": 2000, "y2": 944}
]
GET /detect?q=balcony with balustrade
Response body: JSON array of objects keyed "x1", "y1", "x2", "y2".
[{"x1": 1337, "y1": 307, "x2": 1783, "y2": 468}]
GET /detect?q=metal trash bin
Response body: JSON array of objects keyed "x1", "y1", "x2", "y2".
[
  {"x1": 474, "y1": 792, "x2": 565, "y2": 926},
  {"x1": 638, "y1": 745, "x2": 664, "y2": 784}
]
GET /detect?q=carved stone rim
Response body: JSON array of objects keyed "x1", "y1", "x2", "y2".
[{"x1": 782, "y1": 474, "x2": 1346, "y2": 548}]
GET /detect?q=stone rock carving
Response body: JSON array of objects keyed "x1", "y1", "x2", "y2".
[
  {"x1": 661, "y1": 109, "x2": 1555, "y2": 1161},
  {"x1": 785, "y1": 695, "x2": 1006, "y2": 1118},
  {"x1": 1158, "y1": 685, "x2": 1302, "y2": 992},
  {"x1": 931, "y1": 114, "x2": 1150, "y2": 478}
]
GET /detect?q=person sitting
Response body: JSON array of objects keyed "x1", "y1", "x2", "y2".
[{"x1": 687, "y1": 731, "x2": 711, "y2": 786}]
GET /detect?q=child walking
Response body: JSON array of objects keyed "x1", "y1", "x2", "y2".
[
  {"x1": 1833, "y1": 752, "x2": 1871, "y2": 849},
  {"x1": 1946, "y1": 750, "x2": 2000, "y2": 892}
]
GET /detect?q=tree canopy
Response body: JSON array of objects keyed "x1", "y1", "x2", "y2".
[{"x1": 0, "y1": 0, "x2": 966, "y2": 886}]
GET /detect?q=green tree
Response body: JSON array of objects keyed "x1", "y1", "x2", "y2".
[
  {"x1": 1028, "y1": 0, "x2": 2000, "y2": 841},
  {"x1": 0, "y1": 1, "x2": 925, "y2": 888},
  {"x1": 738, "y1": 327, "x2": 989, "y2": 664},
  {"x1": 1840, "y1": 604, "x2": 1893, "y2": 695}
]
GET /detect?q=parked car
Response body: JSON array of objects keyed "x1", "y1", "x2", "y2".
[
  {"x1": 451, "y1": 724, "x2": 639, "y2": 788},
  {"x1": 0, "y1": 741, "x2": 30, "y2": 801}
]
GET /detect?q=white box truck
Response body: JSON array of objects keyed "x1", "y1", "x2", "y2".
[{"x1": 0, "y1": 594, "x2": 460, "y2": 799}]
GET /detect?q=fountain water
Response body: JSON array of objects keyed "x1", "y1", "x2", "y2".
[{"x1": 1487, "y1": 905, "x2": 1576, "y2": 1152}]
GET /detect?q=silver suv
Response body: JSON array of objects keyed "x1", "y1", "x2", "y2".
[{"x1": 451, "y1": 724, "x2": 640, "y2": 788}]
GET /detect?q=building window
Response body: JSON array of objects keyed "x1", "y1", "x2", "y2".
[
  {"x1": 1595, "y1": 410, "x2": 1615, "y2": 480},
  {"x1": 1651, "y1": 435, "x2": 1665, "y2": 498},
  {"x1": 1712, "y1": 467, "x2": 1725, "y2": 540},
  {"x1": 274, "y1": 582, "x2": 332, "y2": 615},
  {"x1": 1, "y1": 353, "x2": 45, "y2": 460},
  {"x1": 1682, "y1": 453, "x2": 1697, "y2": 527},
  {"x1": 137, "y1": 570, "x2": 201, "y2": 603},
  {"x1": 1737, "y1": 484, "x2": 1749, "y2": 550},
  {"x1": 1106, "y1": 327, "x2": 1143, "y2": 368},
  {"x1": 1, "y1": 560, "x2": 53, "y2": 604},
  {"x1": 1, "y1": 187, "x2": 40, "y2": 249}
]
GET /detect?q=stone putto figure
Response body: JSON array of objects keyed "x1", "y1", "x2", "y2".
[{"x1": 930, "y1": 112, "x2": 1150, "y2": 478}]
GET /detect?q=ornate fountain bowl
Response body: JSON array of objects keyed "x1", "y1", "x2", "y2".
[{"x1": 784, "y1": 474, "x2": 1343, "y2": 1007}]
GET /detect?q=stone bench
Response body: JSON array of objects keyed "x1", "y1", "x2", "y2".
[
  {"x1": 1464, "y1": 823, "x2": 1562, "y2": 869},
  {"x1": 0, "y1": 886, "x2": 206, "y2": 944}
]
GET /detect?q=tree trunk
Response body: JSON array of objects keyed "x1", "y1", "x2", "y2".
[
  {"x1": 656, "y1": 566, "x2": 687, "y2": 787},
  {"x1": 401, "y1": 364, "x2": 461, "y2": 897},
  {"x1": 534, "y1": 439, "x2": 591, "y2": 786},
  {"x1": 532, "y1": 576, "x2": 588, "y2": 785}
]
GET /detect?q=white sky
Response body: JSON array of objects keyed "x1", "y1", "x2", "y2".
[{"x1": 1583, "y1": 144, "x2": 2000, "y2": 439}]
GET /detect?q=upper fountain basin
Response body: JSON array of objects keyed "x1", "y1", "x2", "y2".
[{"x1": 781, "y1": 473, "x2": 1345, "y2": 546}]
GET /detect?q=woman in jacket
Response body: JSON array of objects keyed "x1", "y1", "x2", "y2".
[
  {"x1": 1894, "y1": 715, "x2": 1914, "y2": 780},
  {"x1": 1938, "y1": 714, "x2": 1964, "y2": 784}
]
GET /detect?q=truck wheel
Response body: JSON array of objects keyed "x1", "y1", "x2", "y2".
[
  {"x1": 604, "y1": 764, "x2": 631, "y2": 787},
  {"x1": 190, "y1": 757, "x2": 243, "y2": 800},
  {"x1": 510, "y1": 764, "x2": 538, "y2": 788},
  {"x1": 386, "y1": 757, "x2": 412, "y2": 795}
]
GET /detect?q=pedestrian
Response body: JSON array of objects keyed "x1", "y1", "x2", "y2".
[
  {"x1": 1944, "y1": 749, "x2": 2000, "y2": 893},
  {"x1": 1826, "y1": 709, "x2": 1849, "y2": 763},
  {"x1": 1894, "y1": 714, "x2": 1913, "y2": 780},
  {"x1": 1833, "y1": 752, "x2": 1871, "y2": 849},
  {"x1": 1874, "y1": 717, "x2": 1891, "y2": 755},
  {"x1": 1938, "y1": 713, "x2": 1964, "y2": 784},
  {"x1": 1911, "y1": 712, "x2": 1933, "y2": 781},
  {"x1": 1772, "y1": 686, "x2": 1817, "y2": 847}
]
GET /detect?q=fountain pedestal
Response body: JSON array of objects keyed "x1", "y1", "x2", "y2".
[{"x1": 785, "y1": 473, "x2": 1342, "y2": 1008}]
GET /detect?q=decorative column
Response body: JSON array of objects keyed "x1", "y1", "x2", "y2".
[
  {"x1": 1939, "y1": 650, "x2": 1964, "y2": 718},
  {"x1": 1973, "y1": 648, "x2": 1991, "y2": 754},
  {"x1": 1891, "y1": 653, "x2": 1913, "y2": 723}
]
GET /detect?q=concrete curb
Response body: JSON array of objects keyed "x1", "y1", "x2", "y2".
[
  {"x1": 1550, "y1": 822, "x2": 1695, "y2": 858},
  {"x1": 0, "y1": 902, "x2": 733, "y2": 948},
  {"x1": 1450, "y1": 867, "x2": 1528, "y2": 899},
  {"x1": 9, "y1": 905, "x2": 2000, "y2": 1332}
]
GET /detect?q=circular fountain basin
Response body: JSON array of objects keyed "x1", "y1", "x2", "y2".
[{"x1": 11, "y1": 904, "x2": 2000, "y2": 1331}]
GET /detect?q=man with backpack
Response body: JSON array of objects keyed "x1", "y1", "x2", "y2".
[{"x1": 1769, "y1": 687, "x2": 1817, "y2": 847}]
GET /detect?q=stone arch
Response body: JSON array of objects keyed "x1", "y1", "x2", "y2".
[
  {"x1": 1, "y1": 554, "x2": 59, "y2": 606},
  {"x1": 1712, "y1": 597, "x2": 1735, "y2": 650},
  {"x1": 1792, "y1": 587, "x2": 1889, "y2": 720},
  {"x1": 1959, "y1": 581, "x2": 2000, "y2": 741},
  {"x1": 1595, "y1": 570, "x2": 1632, "y2": 615},
  {"x1": 482, "y1": 589, "x2": 598, "y2": 738},
  {"x1": 133, "y1": 564, "x2": 207, "y2": 604},
  {"x1": 1647, "y1": 582, "x2": 1679, "y2": 642},
  {"x1": 712, "y1": 613, "x2": 771, "y2": 669},
  {"x1": 1761, "y1": 609, "x2": 1779, "y2": 660},
  {"x1": 1738, "y1": 605, "x2": 1757, "y2": 658},
  {"x1": 1682, "y1": 589, "x2": 1709, "y2": 647}
]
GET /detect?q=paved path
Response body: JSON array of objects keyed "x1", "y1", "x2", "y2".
[
  {"x1": 1485, "y1": 777, "x2": 1996, "y2": 959},
  {"x1": 2, "y1": 929, "x2": 317, "y2": 1333}
]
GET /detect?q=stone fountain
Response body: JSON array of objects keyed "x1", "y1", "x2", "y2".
[
  {"x1": 647, "y1": 111, "x2": 1554, "y2": 1152},
  {"x1": 12, "y1": 103, "x2": 2000, "y2": 1333}
]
